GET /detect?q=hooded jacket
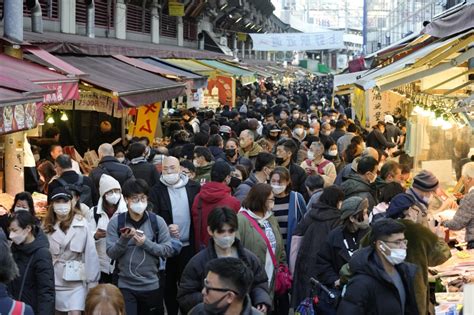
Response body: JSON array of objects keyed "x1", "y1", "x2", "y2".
[
  {"x1": 191, "y1": 182, "x2": 240, "y2": 250},
  {"x1": 194, "y1": 162, "x2": 214, "y2": 186},
  {"x1": 177, "y1": 238, "x2": 271, "y2": 314},
  {"x1": 337, "y1": 246, "x2": 419, "y2": 315},
  {"x1": 9, "y1": 229, "x2": 55, "y2": 315},
  {"x1": 149, "y1": 174, "x2": 200, "y2": 248},
  {"x1": 291, "y1": 202, "x2": 341, "y2": 307},
  {"x1": 129, "y1": 157, "x2": 160, "y2": 188},
  {"x1": 341, "y1": 174, "x2": 377, "y2": 211}
]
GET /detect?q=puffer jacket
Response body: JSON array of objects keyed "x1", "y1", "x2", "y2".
[
  {"x1": 291, "y1": 202, "x2": 341, "y2": 307},
  {"x1": 341, "y1": 174, "x2": 377, "y2": 211},
  {"x1": 9, "y1": 229, "x2": 55, "y2": 315},
  {"x1": 337, "y1": 246, "x2": 419, "y2": 315},
  {"x1": 177, "y1": 238, "x2": 271, "y2": 314}
]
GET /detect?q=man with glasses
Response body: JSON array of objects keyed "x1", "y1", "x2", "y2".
[
  {"x1": 337, "y1": 219, "x2": 419, "y2": 315},
  {"x1": 106, "y1": 178, "x2": 177, "y2": 315},
  {"x1": 188, "y1": 257, "x2": 261, "y2": 315}
]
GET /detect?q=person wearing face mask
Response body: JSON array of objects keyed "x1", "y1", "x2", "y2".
[
  {"x1": 220, "y1": 138, "x2": 253, "y2": 174},
  {"x1": 0, "y1": 192, "x2": 38, "y2": 238},
  {"x1": 149, "y1": 156, "x2": 201, "y2": 315},
  {"x1": 127, "y1": 142, "x2": 160, "y2": 189},
  {"x1": 193, "y1": 147, "x2": 215, "y2": 186},
  {"x1": 238, "y1": 183, "x2": 287, "y2": 313},
  {"x1": 178, "y1": 207, "x2": 271, "y2": 314},
  {"x1": 337, "y1": 219, "x2": 418, "y2": 315},
  {"x1": 301, "y1": 141, "x2": 337, "y2": 187},
  {"x1": 7, "y1": 211, "x2": 55, "y2": 315},
  {"x1": 234, "y1": 153, "x2": 276, "y2": 202},
  {"x1": 291, "y1": 186, "x2": 344, "y2": 308},
  {"x1": 314, "y1": 197, "x2": 370, "y2": 299},
  {"x1": 264, "y1": 125, "x2": 282, "y2": 151},
  {"x1": 188, "y1": 258, "x2": 261, "y2": 315},
  {"x1": 43, "y1": 187, "x2": 100, "y2": 315},
  {"x1": 341, "y1": 156, "x2": 379, "y2": 212},
  {"x1": 106, "y1": 178, "x2": 176, "y2": 315},
  {"x1": 269, "y1": 167, "x2": 307, "y2": 255},
  {"x1": 87, "y1": 174, "x2": 128, "y2": 284},
  {"x1": 114, "y1": 146, "x2": 129, "y2": 165},
  {"x1": 275, "y1": 140, "x2": 308, "y2": 197},
  {"x1": 319, "y1": 121, "x2": 332, "y2": 145},
  {"x1": 90, "y1": 143, "x2": 135, "y2": 197}
]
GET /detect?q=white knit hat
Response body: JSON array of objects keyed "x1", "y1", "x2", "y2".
[{"x1": 99, "y1": 174, "x2": 121, "y2": 197}]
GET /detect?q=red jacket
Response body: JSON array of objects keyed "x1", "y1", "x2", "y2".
[{"x1": 191, "y1": 181, "x2": 240, "y2": 250}]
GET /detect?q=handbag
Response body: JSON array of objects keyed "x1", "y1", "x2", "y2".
[
  {"x1": 63, "y1": 260, "x2": 85, "y2": 281},
  {"x1": 241, "y1": 211, "x2": 292, "y2": 295}
]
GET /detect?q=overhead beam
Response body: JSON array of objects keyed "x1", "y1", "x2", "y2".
[
  {"x1": 443, "y1": 81, "x2": 473, "y2": 96},
  {"x1": 423, "y1": 69, "x2": 473, "y2": 92}
]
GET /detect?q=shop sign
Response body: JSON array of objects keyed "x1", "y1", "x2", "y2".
[
  {"x1": 169, "y1": 2, "x2": 184, "y2": 16},
  {"x1": 249, "y1": 31, "x2": 344, "y2": 51},
  {"x1": 0, "y1": 103, "x2": 38, "y2": 134},
  {"x1": 207, "y1": 76, "x2": 235, "y2": 107},
  {"x1": 61, "y1": 90, "x2": 123, "y2": 118},
  {"x1": 237, "y1": 33, "x2": 247, "y2": 42},
  {"x1": 367, "y1": 89, "x2": 404, "y2": 127},
  {"x1": 134, "y1": 103, "x2": 161, "y2": 142},
  {"x1": 40, "y1": 82, "x2": 79, "y2": 104}
]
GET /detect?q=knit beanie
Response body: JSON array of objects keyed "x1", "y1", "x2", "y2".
[
  {"x1": 412, "y1": 170, "x2": 439, "y2": 192},
  {"x1": 386, "y1": 193, "x2": 416, "y2": 219},
  {"x1": 340, "y1": 197, "x2": 369, "y2": 219},
  {"x1": 99, "y1": 174, "x2": 121, "y2": 197}
]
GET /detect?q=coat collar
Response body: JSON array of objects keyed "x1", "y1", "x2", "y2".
[{"x1": 51, "y1": 214, "x2": 86, "y2": 247}]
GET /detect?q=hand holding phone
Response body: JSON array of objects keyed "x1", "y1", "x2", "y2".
[{"x1": 120, "y1": 227, "x2": 135, "y2": 239}]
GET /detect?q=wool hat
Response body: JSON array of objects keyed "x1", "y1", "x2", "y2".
[
  {"x1": 386, "y1": 193, "x2": 416, "y2": 219},
  {"x1": 412, "y1": 170, "x2": 439, "y2": 192},
  {"x1": 99, "y1": 174, "x2": 121, "y2": 197},
  {"x1": 219, "y1": 125, "x2": 232, "y2": 134},
  {"x1": 50, "y1": 187, "x2": 73, "y2": 201},
  {"x1": 340, "y1": 197, "x2": 369, "y2": 219}
]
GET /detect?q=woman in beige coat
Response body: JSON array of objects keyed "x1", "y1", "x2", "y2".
[{"x1": 43, "y1": 187, "x2": 100, "y2": 315}]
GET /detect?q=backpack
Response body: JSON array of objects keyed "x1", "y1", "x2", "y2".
[
  {"x1": 91, "y1": 206, "x2": 101, "y2": 226},
  {"x1": 57, "y1": 175, "x2": 93, "y2": 207}
]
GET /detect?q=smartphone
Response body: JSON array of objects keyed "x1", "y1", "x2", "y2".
[
  {"x1": 120, "y1": 227, "x2": 131, "y2": 234},
  {"x1": 135, "y1": 230, "x2": 144, "y2": 236},
  {"x1": 379, "y1": 242, "x2": 392, "y2": 256}
]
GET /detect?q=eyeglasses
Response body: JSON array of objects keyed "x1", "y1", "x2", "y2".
[
  {"x1": 129, "y1": 195, "x2": 147, "y2": 203},
  {"x1": 383, "y1": 239, "x2": 408, "y2": 247},
  {"x1": 203, "y1": 279, "x2": 239, "y2": 295}
]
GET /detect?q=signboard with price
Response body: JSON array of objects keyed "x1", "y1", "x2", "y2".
[{"x1": 134, "y1": 103, "x2": 161, "y2": 142}]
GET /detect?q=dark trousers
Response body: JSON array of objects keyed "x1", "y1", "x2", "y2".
[
  {"x1": 121, "y1": 287, "x2": 164, "y2": 315},
  {"x1": 99, "y1": 272, "x2": 118, "y2": 285},
  {"x1": 272, "y1": 293, "x2": 290, "y2": 315},
  {"x1": 164, "y1": 245, "x2": 195, "y2": 315}
]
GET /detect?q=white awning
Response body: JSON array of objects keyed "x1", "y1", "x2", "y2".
[{"x1": 333, "y1": 70, "x2": 367, "y2": 89}]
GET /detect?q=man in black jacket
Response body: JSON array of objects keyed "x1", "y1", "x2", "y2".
[
  {"x1": 366, "y1": 121, "x2": 396, "y2": 151},
  {"x1": 275, "y1": 139, "x2": 307, "y2": 197},
  {"x1": 149, "y1": 156, "x2": 201, "y2": 315},
  {"x1": 178, "y1": 207, "x2": 271, "y2": 314},
  {"x1": 47, "y1": 154, "x2": 97, "y2": 206},
  {"x1": 90, "y1": 143, "x2": 135, "y2": 195},
  {"x1": 337, "y1": 219, "x2": 419, "y2": 315}
]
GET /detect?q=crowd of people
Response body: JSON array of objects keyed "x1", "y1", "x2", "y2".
[{"x1": 0, "y1": 75, "x2": 473, "y2": 315}]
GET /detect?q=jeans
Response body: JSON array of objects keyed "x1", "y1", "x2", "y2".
[
  {"x1": 164, "y1": 245, "x2": 195, "y2": 315},
  {"x1": 120, "y1": 288, "x2": 164, "y2": 315}
]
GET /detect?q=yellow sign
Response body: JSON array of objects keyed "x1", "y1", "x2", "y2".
[
  {"x1": 169, "y1": 2, "x2": 184, "y2": 16},
  {"x1": 237, "y1": 33, "x2": 247, "y2": 42},
  {"x1": 353, "y1": 87, "x2": 367, "y2": 128},
  {"x1": 134, "y1": 103, "x2": 161, "y2": 142}
]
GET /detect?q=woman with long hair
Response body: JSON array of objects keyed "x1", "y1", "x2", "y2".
[
  {"x1": 8, "y1": 211, "x2": 55, "y2": 315},
  {"x1": 85, "y1": 284, "x2": 125, "y2": 315},
  {"x1": 43, "y1": 187, "x2": 100, "y2": 315}
]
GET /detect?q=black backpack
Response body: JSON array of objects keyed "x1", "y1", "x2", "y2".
[{"x1": 57, "y1": 175, "x2": 93, "y2": 207}]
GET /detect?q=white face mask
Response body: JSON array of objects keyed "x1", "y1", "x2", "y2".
[
  {"x1": 14, "y1": 207, "x2": 30, "y2": 213},
  {"x1": 309, "y1": 128, "x2": 315, "y2": 135},
  {"x1": 214, "y1": 234, "x2": 235, "y2": 249},
  {"x1": 129, "y1": 201, "x2": 147, "y2": 215},
  {"x1": 380, "y1": 241, "x2": 407, "y2": 265},
  {"x1": 105, "y1": 192, "x2": 121, "y2": 205},
  {"x1": 328, "y1": 150, "x2": 338, "y2": 157},
  {"x1": 9, "y1": 229, "x2": 28, "y2": 245},
  {"x1": 307, "y1": 151, "x2": 315, "y2": 160},
  {"x1": 53, "y1": 203, "x2": 71, "y2": 216},
  {"x1": 117, "y1": 157, "x2": 125, "y2": 163},
  {"x1": 162, "y1": 173, "x2": 180, "y2": 185},
  {"x1": 271, "y1": 184, "x2": 286, "y2": 195}
]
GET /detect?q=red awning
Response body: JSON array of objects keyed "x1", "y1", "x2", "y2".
[
  {"x1": 0, "y1": 54, "x2": 79, "y2": 104},
  {"x1": 56, "y1": 55, "x2": 186, "y2": 107}
]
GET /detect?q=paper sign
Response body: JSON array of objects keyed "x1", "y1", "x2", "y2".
[
  {"x1": 169, "y1": 2, "x2": 184, "y2": 16},
  {"x1": 134, "y1": 103, "x2": 161, "y2": 142},
  {"x1": 237, "y1": 33, "x2": 247, "y2": 42}
]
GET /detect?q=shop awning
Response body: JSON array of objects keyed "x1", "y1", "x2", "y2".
[
  {"x1": 334, "y1": 70, "x2": 368, "y2": 89},
  {"x1": 164, "y1": 59, "x2": 219, "y2": 77},
  {"x1": 137, "y1": 57, "x2": 208, "y2": 89},
  {"x1": 197, "y1": 60, "x2": 257, "y2": 85},
  {"x1": 23, "y1": 46, "x2": 86, "y2": 76},
  {"x1": 222, "y1": 62, "x2": 273, "y2": 78},
  {"x1": 0, "y1": 54, "x2": 79, "y2": 104},
  {"x1": 57, "y1": 55, "x2": 186, "y2": 108},
  {"x1": 0, "y1": 87, "x2": 44, "y2": 107}
]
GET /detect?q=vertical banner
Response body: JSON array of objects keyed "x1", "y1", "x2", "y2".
[
  {"x1": 366, "y1": 89, "x2": 404, "y2": 127},
  {"x1": 207, "y1": 76, "x2": 235, "y2": 107},
  {"x1": 352, "y1": 87, "x2": 366, "y2": 128},
  {"x1": 134, "y1": 103, "x2": 161, "y2": 142}
]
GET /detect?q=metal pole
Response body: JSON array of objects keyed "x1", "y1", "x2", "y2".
[
  {"x1": 362, "y1": 0, "x2": 367, "y2": 54},
  {"x1": 4, "y1": 0, "x2": 23, "y2": 42}
]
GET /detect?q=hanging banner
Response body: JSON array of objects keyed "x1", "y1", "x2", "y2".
[
  {"x1": 352, "y1": 87, "x2": 366, "y2": 128},
  {"x1": 169, "y1": 2, "x2": 184, "y2": 16},
  {"x1": 249, "y1": 31, "x2": 344, "y2": 51},
  {"x1": 134, "y1": 103, "x2": 161, "y2": 142},
  {"x1": 0, "y1": 103, "x2": 38, "y2": 135},
  {"x1": 366, "y1": 89, "x2": 404, "y2": 127},
  {"x1": 237, "y1": 33, "x2": 247, "y2": 42},
  {"x1": 40, "y1": 82, "x2": 79, "y2": 104}
]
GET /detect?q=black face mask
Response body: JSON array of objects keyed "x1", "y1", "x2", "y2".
[
  {"x1": 229, "y1": 176, "x2": 242, "y2": 189},
  {"x1": 225, "y1": 148, "x2": 237, "y2": 157},
  {"x1": 203, "y1": 294, "x2": 231, "y2": 314},
  {"x1": 268, "y1": 134, "x2": 279, "y2": 141},
  {"x1": 275, "y1": 157, "x2": 285, "y2": 165}
]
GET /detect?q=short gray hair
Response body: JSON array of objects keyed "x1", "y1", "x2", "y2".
[
  {"x1": 240, "y1": 129, "x2": 255, "y2": 141},
  {"x1": 98, "y1": 143, "x2": 114, "y2": 157},
  {"x1": 462, "y1": 162, "x2": 474, "y2": 178}
]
